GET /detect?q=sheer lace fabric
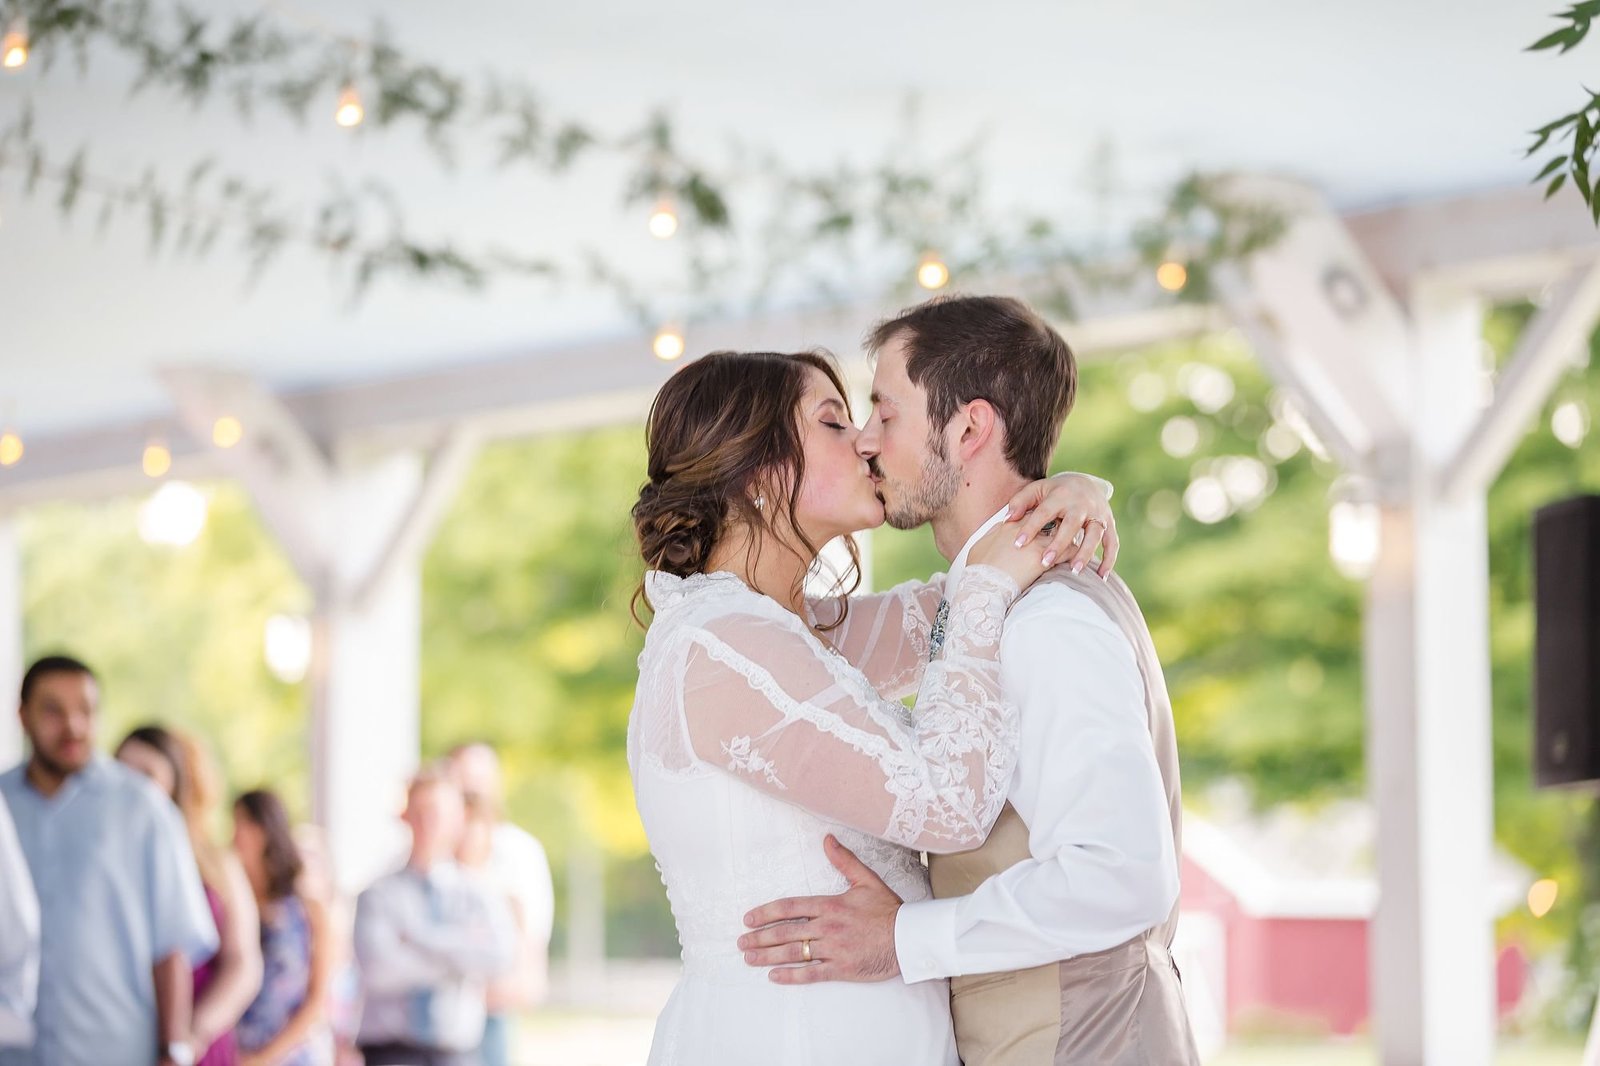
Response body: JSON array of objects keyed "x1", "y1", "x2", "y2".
[{"x1": 628, "y1": 566, "x2": 1019, "y2": 1065}]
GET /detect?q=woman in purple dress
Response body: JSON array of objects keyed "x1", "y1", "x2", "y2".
[
  {"x1": 233, "y1": 789, "x2": 332, "y2": 1066},
  {"x1": 117, "y1": 725, "x2": 263, "y2": 1066}
]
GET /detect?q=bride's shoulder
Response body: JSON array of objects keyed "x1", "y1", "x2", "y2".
[{"x1": 642, "y1": 570, "x2": 789, "y2": 631}]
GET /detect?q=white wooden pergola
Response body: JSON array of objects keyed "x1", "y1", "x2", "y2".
[{"x1": 1, "y1": 180, "x2": 1596, "y2": 1064}]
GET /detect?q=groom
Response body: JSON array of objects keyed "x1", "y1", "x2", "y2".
[{"x1": 738, "y1": 294, "x2": 1200, "y2": 1064}]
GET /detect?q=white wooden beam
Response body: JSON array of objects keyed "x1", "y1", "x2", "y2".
[
  {"x1": 352, "y1": 428, "x2": 481, "y2": 611},
  {"x1": 1217, "y1": 176, "x2": 1414, "y2": 458},
  {"x1": 1439, "y1": 260, "x2": 1600, "y2": 499},
  {"x1": 159, "y1": 367, "x2": 334, "y2": 588},
  {"x1": 1347, "y1": 185, "x2": 1600, "y2": 301},
  {"x1": 0, "y1": 296, "x2": 1225, "y2": 510},
  {"x1": 1216, "y1": 265, "x2": 1373, "y2": 477}
]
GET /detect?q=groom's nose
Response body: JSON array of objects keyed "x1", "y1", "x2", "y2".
[{"x1": 856, "y1": 416, "x2": 882, "y2": 459}]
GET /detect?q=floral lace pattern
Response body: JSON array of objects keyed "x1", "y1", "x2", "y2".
[
  {"x1": 627, "y1": 567, "x2": 1003, "y2": 1066},
  {"x1": 640, "y1": 564, "x2": 1019, "y2": 852}
]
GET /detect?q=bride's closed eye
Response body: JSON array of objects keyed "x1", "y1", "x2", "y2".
[{"x1": 821, "y1": 421, "x2": 849, "y2": 431}]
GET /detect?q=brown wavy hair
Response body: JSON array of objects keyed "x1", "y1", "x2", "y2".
[
  {"x1": 632, "y1": 349, "x2": 862, "y2": 627},
  {"x1": 234, "y1": 789, "x2": 305, "y2": 902}
]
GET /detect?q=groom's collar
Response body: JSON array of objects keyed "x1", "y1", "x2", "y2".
[{"x1": 943, "y1": 505, "x2": 1011, "y2": 600}]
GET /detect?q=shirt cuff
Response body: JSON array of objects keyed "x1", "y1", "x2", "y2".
[{"x1": 894, "y1": 896, "x2": 963, "y2": 984}]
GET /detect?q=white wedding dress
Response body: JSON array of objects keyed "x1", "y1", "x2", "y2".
[{"x1": 628, "y1": 564, "x2": 1021, "y2": 1066}]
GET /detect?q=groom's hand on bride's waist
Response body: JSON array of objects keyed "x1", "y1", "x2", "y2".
[{"x1": 737, "y1": 834, "x2": 903, "y2": 984}]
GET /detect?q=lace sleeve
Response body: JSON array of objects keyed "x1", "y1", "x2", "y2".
[
  {"x1": 807, "y1": 574, "x2": 947, "y2": 700},
  {"x1": 678, "y1": 565, "x2": 1020, "y2": 853}
]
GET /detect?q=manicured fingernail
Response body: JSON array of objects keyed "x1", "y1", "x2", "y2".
[
  {"x1": 1072, "y1": 560, "x2": 1084, "y2": 573},
  {"x1": 1014, "y1": 535, "x2": 1027, "y2": 548},
  {"x1": 1042, "y1": 552, "x2": 1056, "y2": 568}
]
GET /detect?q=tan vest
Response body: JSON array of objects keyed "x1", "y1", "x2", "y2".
[{"x1": 928, "y1": 569, "x2": 1200, "y2": 1066}]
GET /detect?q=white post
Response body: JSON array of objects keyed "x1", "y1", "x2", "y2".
[
  {"x1": 160, "y1": 370, "x2": 480, "y2": 897},
  {"x1": 1365, "y1": 289, "x2": 1496, "y2": 1065},
  {"x1": 0, "y1": 517, "x2": 22, "y2": 768},
  {"x1": 311, "y1": 453, "x2": 426, "y2": 896}
]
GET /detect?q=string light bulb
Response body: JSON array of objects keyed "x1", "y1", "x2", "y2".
[
  {"x1": 212, "y1": 415, "x2": 243, "y2": 449},
  {"x1": 648, "y1": 198, "x2": 679, "y2": 240},
  {"x1": 1156, "y1": 261, "x2": 1188, "y2": 293},
  {"x1": 0, "y1": 430, "x2": 21, "y2": 467},
  {"x1": 916, "y1": 253, "x2": 950, "y2": 291},
  {"x1": 142, "y1": 439, "x2": 172, "y2": 479},
  {"x1": 1528, "y1": 878, "x2": 1559, "y2": 919},
  {"x1": 653, "y1": 325, "x2": 686, "y2": 362},
  {"x1": 334, "y1": 83, "x2": 365, "y2": 128},
  {"x1": 1, "y1": 22, "x2": 28, "y2": 71}
]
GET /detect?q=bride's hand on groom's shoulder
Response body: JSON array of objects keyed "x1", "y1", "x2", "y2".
[
  {"x1": 736, "y1": 835, "x2": 903, "y2": 985},
  {"x1": 1005, "y1": 472, "x2": 1118, "y2": 578},
  {"x1": 969, "y1": 521, "x2": 1056, "y2": 592}
]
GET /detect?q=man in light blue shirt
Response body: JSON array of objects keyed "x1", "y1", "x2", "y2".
[
  {"x1": 0, "y1": 655, "x2": 218, "y2": 1066},
  {"x1": 0, "y1": 787, "x2": 39, "y2": 1048}
]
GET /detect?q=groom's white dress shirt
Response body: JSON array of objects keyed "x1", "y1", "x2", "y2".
[{"x1": 894, "y1": 505, "x2": 1181, "y2": 982}]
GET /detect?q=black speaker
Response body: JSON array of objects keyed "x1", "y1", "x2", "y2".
[{"x1": 1535, "y1": 495, "x2": 1600, "y2": 789}]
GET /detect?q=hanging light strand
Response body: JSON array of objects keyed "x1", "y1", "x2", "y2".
[
  {"x1": 916, "y1": 252, "x2": 949, "y2": 291},
  {"x1": 653, "y1": 324, "x2": 686, "y2": 361},
  {"x1": 648, "y1": 196, "x2": 679, "y2": 240},
  {"x1": 1, "y1": 19, "x2": 28, "y2": 71}
]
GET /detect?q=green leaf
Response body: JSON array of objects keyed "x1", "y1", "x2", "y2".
[
  {"x1": 1528, "y1": 25, "x2": 1578, "y2": 51},
  {"x1": 1546, "y1": 172, "x2": 1569, "y2": 200},
  {"x1": 1537, "y1": 154, "x2": 1570, "y2": 180},
  {"x1": 681, "y1": 172, "x2": 730, "y2": 229}
]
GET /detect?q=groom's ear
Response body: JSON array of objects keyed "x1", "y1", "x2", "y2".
[{"x1": 956, "y1": 398, "x2": 1000, "y2": 462}]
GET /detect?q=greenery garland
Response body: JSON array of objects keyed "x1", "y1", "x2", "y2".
[{"x1": 0, "y1": 0, "x2": 1284, "y2": 322}]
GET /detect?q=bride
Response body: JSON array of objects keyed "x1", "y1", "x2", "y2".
[{"x1": 628, "y1": 348, "x2": 1113, "y2": 1065}]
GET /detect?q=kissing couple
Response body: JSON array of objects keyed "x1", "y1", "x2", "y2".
[{"x1": 628, "y1": 294, "x2": 1200, "y2": 1065}]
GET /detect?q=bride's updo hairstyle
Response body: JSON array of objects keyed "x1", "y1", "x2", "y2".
[{"x1": 632, "y1": 349, "x2": 862, "y2": 626}]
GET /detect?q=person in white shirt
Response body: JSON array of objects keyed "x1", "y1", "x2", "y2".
[
  {"x1": 0, "y1": 788, "x2": 39, "y2": 1049},
  {"x1": 446, "y1": 743, "x2": 554, "y2": 1066},
  {"x1": 739, "y1": 294, "x2": 1200, "y2": 1065},
  {"x1": 353, "y1": 766, "x2": 516, "y2": 1066}
]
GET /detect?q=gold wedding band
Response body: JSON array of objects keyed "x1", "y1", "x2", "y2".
[{"x1": 801, "y1": 939, "x2": 814, "y2": 963}]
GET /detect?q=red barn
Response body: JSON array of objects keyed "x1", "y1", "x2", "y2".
[{"x1": 1171, "y1": 799, "x2": 1531, "y2": 1052}]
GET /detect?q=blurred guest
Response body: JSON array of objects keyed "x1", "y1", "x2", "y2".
[
  {"x1": 290, "y1": 828, "x2": 361, "y2": 1066},
  {"x1": 0, "y1": 655, "x2": 217, "y2": 1066},
  {"x1": 0, "y1": 787, "x2": 39, "y2": 1048},
  {"x1": 446, "y1": 743, "x2": 554, "y2": 1066},
  {"x1": 231, "y1": 790, "x2": 330, "y2": 1066},
  {"x1": 118, "y1": 726, "x2": 263, "y2": 1066},
  {"x1": 354, "y1": 767, "x2": 515, "y2": 1066}
]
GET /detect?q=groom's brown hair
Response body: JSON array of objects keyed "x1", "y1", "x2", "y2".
[{"x1": 866, "y1": 294, "x2": 1076, "y2": 480}]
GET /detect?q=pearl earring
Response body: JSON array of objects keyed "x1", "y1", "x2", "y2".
[{"x1": 755, "y1": 494, "x2": 766, "y2": 509}]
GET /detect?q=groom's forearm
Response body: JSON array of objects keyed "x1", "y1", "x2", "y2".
[{"x1": 892, "y1": 844, "x2": 1179, "y2": 982}]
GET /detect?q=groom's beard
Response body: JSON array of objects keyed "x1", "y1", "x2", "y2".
[{"x1": 874, "y1": 434, "x2": 961, "y2": 531}]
